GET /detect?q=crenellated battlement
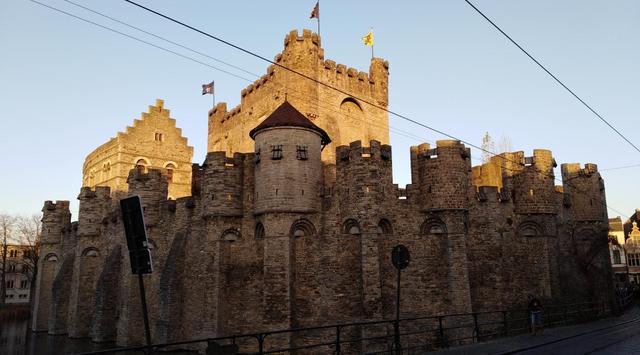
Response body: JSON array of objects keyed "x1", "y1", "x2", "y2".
[
  {"x1": 78, "y1": 186, "x2": 111, "y2": 200},
  {"x1": 41, "y1": 200, "x2": 72, "y2": 244},
  {"x1": 207, "y1": 28, "x2": 388, "y2": 134},
  {"x1": 560, "y1": 163, "x2": 606, "y2": 221},
  {"x1": 283, "y1": 29, "x2": 321, "y2": 51},
  {"x1": 203, "y1": 151, "x2": 246, "y2": 168},
  {"x1": 127, "y1": 167, "x2": 166, "y2": 183},
  {"x1": 411, "y1": 140, "x2": 471, "y2": 162},
  {"x1": 43, "y1": 200, "x2": 71, "y2": 211},
  {"x1": 336, "y1": 140, "x2": 392, "y2": 164},
  {"x1": 561, "y1": 163, "x2": 598, "y2": 179},
  {"x1": 476, "y1": 186, "x2": 501, "y2": 203},
  {"x1": 408, "y1": 140, "x2": 472, "y2": 211}
]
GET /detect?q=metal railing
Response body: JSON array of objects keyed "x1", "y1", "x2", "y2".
[{"x1": 74, "y1": 297, "x2": 634, "y2": 355}]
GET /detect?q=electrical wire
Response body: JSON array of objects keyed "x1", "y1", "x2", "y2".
[
  {"x1": 122, "y1": 0, "x2": 629, "y2": 218},
  {"x1": 27, "y1": 0, "x2": 628, "y2": 219},
  {"x1": 463, "y1": 0, "x2": 640, "y2": 155}
]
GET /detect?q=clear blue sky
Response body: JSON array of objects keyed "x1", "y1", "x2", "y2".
[{"x1": 1, "y1": 0, "x2": 638, "y2": 220}]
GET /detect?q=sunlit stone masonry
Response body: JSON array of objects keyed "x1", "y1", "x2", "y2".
[{"x1": 32, "y1": 29, "x2": 613, "y2": 352}]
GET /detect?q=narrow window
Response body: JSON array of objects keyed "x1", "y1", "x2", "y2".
[
  {"x1": 165, "y1": 163, "x2": 176, "y2": 182},
  {"x1": 296, "y1": 145, "x2": 308, "y2": 160},
  {"x1": 613, "y1": 250, "x2": 621, "y2": 264},
  {"x1": 255, "y1": 148, "x2": 261, "y2": 164},
  {"x1": 136, "y1": 159, "x2": 147, "y2": 173},
  {"x1": 271, "y1": 145, "x2": 283, "y2": 160},
  {"x1": 155, "y1": 132, "x2": 164, "y2": 141}
]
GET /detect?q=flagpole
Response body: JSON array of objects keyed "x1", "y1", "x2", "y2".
[
  {"x1": 317, "y1": 0, "x2": 321, "y2": 41},
  {"x1": 371, "y1": 27, "x2": 374, "y2": 59}
]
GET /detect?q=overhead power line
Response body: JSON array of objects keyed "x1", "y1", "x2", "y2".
[
  {"x1": 121, "y1": 0, "x2": 500, "y2": 157},
  {"x1": 28, "y1": 0, "x2": 253, "y2": 82},
  {"x1": 29, "y1": 0, "x2": 628, "y2": 218},
  {"x1": 122, "y1": 0, "x2": 631, "y2": 218},
  {"x1": 600, "y1": 163, "x2": 640, "y2": 172},
  {"x1": 30, "y1": 0, "x2": 428, "y2": 148},
  {"x1": 61, "y1": 0, "x2": 257, "y2": 78},
  {"x1": 464, "y1": 0, "x2": 640, "y2": 155}
]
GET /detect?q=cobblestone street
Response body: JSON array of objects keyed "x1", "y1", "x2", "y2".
[{"x1": 433, "y1": 306, "x2": 640, "y2": 355}]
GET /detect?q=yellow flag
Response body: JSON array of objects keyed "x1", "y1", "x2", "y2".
[{"x1": 362, "y1": 30, "x2": 373, "y2": 46}]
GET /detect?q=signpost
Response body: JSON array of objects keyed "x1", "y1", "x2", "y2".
[
  {"x1": 391, "y1": 245, "x2": 410, "y2": 355},
  {"x1": 120, "y1": 195, "x2": 153, "y2": 355}
]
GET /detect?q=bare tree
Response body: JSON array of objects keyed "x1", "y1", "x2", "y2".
[
  {"x1": 0, "y1": 213, "x2": 16, "y2": 307},
  {"x1": 497, "y1": 134, "x2": 513, "y2": 153},
  {"x1": 16, "y1": 215, "x2": 41, "y2": 288},
  {"x1": 481, "y1": 132, "x2": 495, "y2": 164}
]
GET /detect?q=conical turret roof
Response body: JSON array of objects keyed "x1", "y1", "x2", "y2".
[{"x1": 249, "y1": 101, "x2": 331, "y2": 145}]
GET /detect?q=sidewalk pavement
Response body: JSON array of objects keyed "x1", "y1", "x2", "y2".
[{"x1": 431, "y1": 306, "x2": 640, "y2": 355}]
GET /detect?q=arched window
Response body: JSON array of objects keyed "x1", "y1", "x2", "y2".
[
  {"x1": 342, "y1": 219, "x2": 361, "y2": 235},
  {"x1": 378, "y1": 218, "x2": 393, "y2": 235},
  {"x1": 421, "y1": 218, "x2": 447, "y2": 235},
  {"x1": 165, "y1": 163, "x2": 176, "y2": 182},
  {"x1": 290, "y1": 219, "x2": 316, "y2": 238},
  {"x1": 518, "y1": 221, "x2": 543, "y2": 237},
  {"x1": 81, "y1": 247, "x2": 99, "y2": 257},
  {"x1": 135, "y1": 158, "x2": 149, "y2": 173},
  {"x1": 221, "y1": 228, "x2": 241, "y2": 242},
  {"x1": 102, "y1": 162, "x2": 111, "y2": 179},
  {"x1": 340, "y1": 97, "x2": 363, "y2": 112},
  {"x1": 45, "y1": 253, "x2": 58, "y2": 262},
  {"x1": 255, "y1": 223, "x2": 265, "y2": 239}
]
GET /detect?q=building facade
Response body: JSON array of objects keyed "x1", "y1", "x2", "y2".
[
  {"x1": 624, "y1": 222, "x2": 640, "y2": 284},
  {"x1": 608, "y1": 217, "x2": 628, "y2": 285},
  {"x1": 3, "y1": 244, "x2": 33, "y2": 304},
  {"x1": 31, "y1": 30, "x2": 614, "y2": 352},
  {"x1": 82, "y1": 99, "x2": 193, "y2": 200}
]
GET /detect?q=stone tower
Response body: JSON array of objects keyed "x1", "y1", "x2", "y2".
[
  {"x1": 410, "y1": 140, "x2": 474, "y2": 315},
  {"x1": 208, "y1": 29, "x2": 389, "y2": 162},
  {"x1": 249, "y1": 101, "x2": 330, "y2": 347},
  {"x1": 31, "y1": 200, "x2": 71, "y2": 331},
  {"x1": 250, "y1": 101, "x2": 330, "y2": 214},
  {"x1": 561, "y1": 163, "x2": 613, "y2": 304}
]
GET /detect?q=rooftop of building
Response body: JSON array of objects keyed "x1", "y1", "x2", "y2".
[{"x1": 249, "y1": 101, "x2": 331, "y2": 145}]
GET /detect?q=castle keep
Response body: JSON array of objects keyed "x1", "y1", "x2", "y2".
[{"x1": 31, "y1": 30, "x2": 613, "y2": 351}]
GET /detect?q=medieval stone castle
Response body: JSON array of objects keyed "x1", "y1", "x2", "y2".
[{"x1": 31, "y1": 29, "x2": 613, "y2": 351}]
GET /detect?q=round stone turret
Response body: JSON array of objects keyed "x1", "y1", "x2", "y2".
[
  {"x1": 250, "y1": 101, "x2": 330, "y2": 214},
  {"x1": 512, "y1": 150, "x2": 557, "y2": 215},
  {"x1": 413, "y1": 140, "x2": 472, "y2": 211}
]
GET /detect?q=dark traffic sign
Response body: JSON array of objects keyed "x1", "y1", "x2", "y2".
[
  {"x1": 120, "y1": 195, "x2": 153, "y2": 274},
  {"x1": 391, "y1": 244, "x2": 410, "y2": 270}
]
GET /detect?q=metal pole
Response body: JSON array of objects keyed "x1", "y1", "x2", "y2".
[
  {"x1": 317, "y1": 0, "x2": 320, "y2": 43},
  {"x1": 502, "y1": 311, "x2": 508, "y2": 336},
  {"x1": 137, "y1": 270, "x2": 153, "y2": 355},
  {"x1": 437, "y1": 316, "x2": 444, "y2": 347}
]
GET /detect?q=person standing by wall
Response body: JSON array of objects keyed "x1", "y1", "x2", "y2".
[{"x1": 528, "y1": 294, "x2": 544, "y2": 335}]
